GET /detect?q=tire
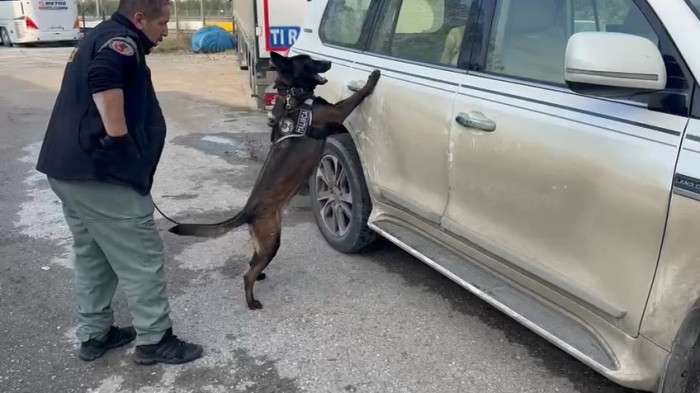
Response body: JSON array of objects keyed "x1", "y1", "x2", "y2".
[
  {"x1": 249, "y1": 53, "x2": 266, "y2": 109},
  {"x1": 310, "y1": 134, "x2": 377, "y2": 253},
  {"x1": 248, "y1": 53, "x2": 257, "y2": 97},
  {"x1": 238, "y1": 36, "x2": 248, "y2": 70},
  {"x1": 0, "y1": 28, "x2": 12, "y2": 47},
  {"x1": 658, "y1": 308, "x2": 700, "y2": 393}
]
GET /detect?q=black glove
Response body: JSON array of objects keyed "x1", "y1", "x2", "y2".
[{"x1": 91, "y1": 134, "x2": 142, "y2": 168}]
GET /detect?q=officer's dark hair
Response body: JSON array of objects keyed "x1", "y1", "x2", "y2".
[{"x1": 118, "y1": 0, "x2": 170, "y2": 19}]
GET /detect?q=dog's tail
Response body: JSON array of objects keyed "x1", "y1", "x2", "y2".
[{"x1": 169, "y1": 210, "x2": 249, "y2": 238}]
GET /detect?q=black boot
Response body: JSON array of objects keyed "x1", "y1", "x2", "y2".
[
  {"x1": 133, "y1": 328, "x2": 203, "y2": 365},
  {"x1": 79, "y1": 326, "x2": 136, "y2": 361}
]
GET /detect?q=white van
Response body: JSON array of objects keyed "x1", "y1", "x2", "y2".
[{"x1": 0, "y1": 0, "x2": 80, "y2": 46}]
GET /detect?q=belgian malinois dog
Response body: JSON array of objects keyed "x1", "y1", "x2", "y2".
[{"x1": 170, "y1": 52, "x2": 380, "y2": 310}]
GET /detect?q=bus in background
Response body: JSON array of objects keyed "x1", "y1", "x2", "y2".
[{"x1": 0, "y1": 0, "x2": 81, "y2": 46}]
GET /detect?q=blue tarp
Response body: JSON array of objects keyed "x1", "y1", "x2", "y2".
[{"x1": 191, "y1": 26, "x2": 236, "y2": 54}]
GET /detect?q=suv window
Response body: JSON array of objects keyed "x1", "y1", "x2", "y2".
[
  {"x1": 689, "y1": 0, "x2": 700, "y2": 16},
  {"x1": 369, "y1": 0, "x2": 476, "y2": 66},
  {"x1": 484, "y1": 0, "x2": 659, "y2": 85},
  {"x1": 320, "y1": 0, "x2": 374, "y2": 48}
]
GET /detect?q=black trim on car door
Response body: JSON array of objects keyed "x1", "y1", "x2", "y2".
[
  {"x1": 464, "y1": 0, "x2": 495, "y2": 72},
  {"x1": 632, "y1": 0, "x2": 695, "y2": 117},
  {"x1": 685, "y1": 0, "x2": 700, "y2": 20},
  {"x1": 692, "y1": 84, "x2": 700, "y2": 119},
  {"x1": 454, "y1": 0, "x2": 490, "y2": 71},
  {"x1": 356, "y1": 0, "x2": 385, "y2": 51}
]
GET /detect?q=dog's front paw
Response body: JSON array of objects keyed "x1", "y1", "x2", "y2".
[{"x1": 365, "y1": 70, "x2": 381, "y2": 93}]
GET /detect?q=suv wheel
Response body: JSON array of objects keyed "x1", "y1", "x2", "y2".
[
  {"x1": 310, "y1": 134, "x2": 377, "y2": 253},
  {"x1": 659, "y1": 309, "x2": 700, "y2": 393}
]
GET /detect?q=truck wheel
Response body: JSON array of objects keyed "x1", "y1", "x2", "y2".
[
  {"x1": 248, "y1": 52, "x2": 257, "y2": 98},
  {"x1": 309, "y1": 134, "x2": 377, "y2": 253},
  {"x1": 238, "y1": 36, "x2": 248, "y2": 70},
  {"x1": 658, "y1": 307, "x2": 700, "y2": 393},
  {"x1": 1, "y1": 28, "x2": 12, "y2": 47}
]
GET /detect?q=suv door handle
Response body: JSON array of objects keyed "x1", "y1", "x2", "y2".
[
  {"x1": 347, "y1": 80, "x2": 364, "y2": 92},
  {"x1": 456, "y1": 111, "x2": 496, "y2": 132}
]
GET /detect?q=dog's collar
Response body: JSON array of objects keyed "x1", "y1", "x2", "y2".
[
  {"x1": 277, "y1": 87, "x2": 311, "y2": 97},
  {"x1": 277, "y1": 86, "x2": 314, "y2": 110}
]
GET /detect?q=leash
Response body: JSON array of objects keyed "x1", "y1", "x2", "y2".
[
  {"x1": 154, "y1": 87, "x2": 314, "y2": 225},
  {"x1": 153, "y1": 200, "x2": 182, "y2": 226}
]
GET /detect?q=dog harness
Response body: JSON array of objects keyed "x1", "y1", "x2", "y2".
[{"x1": 271, "y1": 87, "x2": 323, "y2": 144}]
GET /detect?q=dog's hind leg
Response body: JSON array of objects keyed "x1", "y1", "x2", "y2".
[
  {"x1": 243, "y1": 213, "x2": 282, "y2": 310},
  {"x1": 251, "y1": 258, "x2": 267, "y2": 281}
]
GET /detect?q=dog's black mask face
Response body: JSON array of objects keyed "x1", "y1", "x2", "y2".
[{"x1": 270, "y1": 52, "x2": 332, "y2": 91}]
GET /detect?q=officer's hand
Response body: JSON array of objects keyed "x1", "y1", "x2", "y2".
[{"x1": 91, "y1": 134, "x2": 142, "y2": 166}]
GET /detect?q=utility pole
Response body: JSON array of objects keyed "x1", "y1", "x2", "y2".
[{"x1": 200, "y1": 0, "x2": 206, "y2": 27}]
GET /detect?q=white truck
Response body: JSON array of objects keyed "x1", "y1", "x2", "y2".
[
  {"x1": 0, "y1": 0, "x2": 80, "y2": 46},
  {"x1": 233, "y1": 0, "x2": 309, "y2": 109}
]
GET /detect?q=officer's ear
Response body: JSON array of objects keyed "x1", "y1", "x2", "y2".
[{"x1": 132, "y1": 11, "x2": 147, "y2": 30}]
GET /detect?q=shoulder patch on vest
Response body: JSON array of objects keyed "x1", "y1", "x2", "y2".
[{"x1": 100, "y1": 36, "x2": 137, "y2": 57}]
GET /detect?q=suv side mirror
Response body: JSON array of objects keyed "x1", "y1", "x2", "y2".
[{"x1": 564, "y1": 32, "x2": 667, "y2": 97}]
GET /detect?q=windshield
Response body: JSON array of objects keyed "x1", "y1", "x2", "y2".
[{"x1": 689, "y1": 0, "x2": 700, "y2": 18}]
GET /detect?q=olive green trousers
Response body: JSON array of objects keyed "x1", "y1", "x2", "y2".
[{"x1": 48, "y1": 178, "x2": 172, "y2": 345}]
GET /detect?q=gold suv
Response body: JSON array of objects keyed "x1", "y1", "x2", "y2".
[{"x1": 294, "y1": 1, "x2": 700, "y2": 392}]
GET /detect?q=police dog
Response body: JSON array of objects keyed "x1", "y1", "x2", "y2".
[{"x1": 170, "y1": 52, "x2": 380, "y2": 310}]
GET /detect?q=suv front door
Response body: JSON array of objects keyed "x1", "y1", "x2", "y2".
[
  {"x1": 444, "y1": 0, "x2": 692, "y2": 334},
  {"x1": 347, "y1": 0, "x2": 476, "y2": 223}
]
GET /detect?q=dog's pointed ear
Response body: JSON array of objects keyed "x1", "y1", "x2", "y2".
[
  {"x1": 270, "y1": 51, "x2": 291, "y2": 72},
  {"x1": 314, "y1": 60, "x2": 332, "y2": 74}
]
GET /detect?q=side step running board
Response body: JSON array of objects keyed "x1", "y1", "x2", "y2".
[{"x1": 369, "y1": 220, "x2": 618, "y2": 371}]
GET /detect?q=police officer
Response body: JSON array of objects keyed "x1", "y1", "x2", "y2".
[{"x1": 36, "y1": 0, "x2": 202, "y2": 365}]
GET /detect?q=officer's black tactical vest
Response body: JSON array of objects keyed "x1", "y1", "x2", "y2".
[{"x1": 37, "y1": 13, "x2": 166, "y2": 195}]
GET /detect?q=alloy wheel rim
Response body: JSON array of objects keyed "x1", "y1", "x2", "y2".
[{"x1": 316, "y1": 154, "x2": 353, "y2": 237}]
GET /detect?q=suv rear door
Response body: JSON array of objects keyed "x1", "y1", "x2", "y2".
[{"x1": 445, "y1": 0, "x2": 693, "y2": 335}]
